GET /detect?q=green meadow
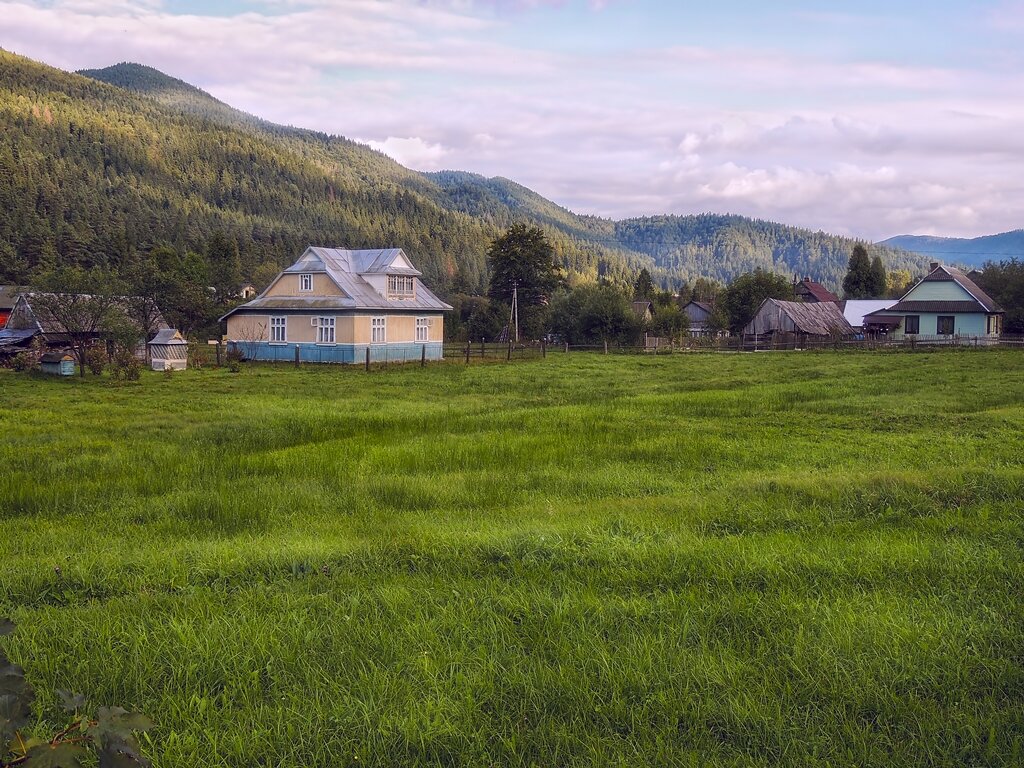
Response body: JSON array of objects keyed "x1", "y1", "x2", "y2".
[{"x1": 1, "y1": 350, "x2": 1022, "y2": 767}]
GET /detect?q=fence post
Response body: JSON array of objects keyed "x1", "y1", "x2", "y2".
[
  {"x1": 215, "y1": 342, "x2": 221, "y2": 367},
  {"x1": 565, "y1": 341, "x2": 569, "y2": 354},
  {"x1": 421, "y1": 344, "x2": 426, "y2": 367},
  {"x1": 507, "y1": 341, "x2": 512, "y2": 361},
  {"x1": 365, "y1": 346, "x2": 370, "y2": 372},
  {"x1": 294, "y1": 345, "x2": 300, "y2": 368},
  {"x1": 481, "y1": 338, "x2": 485, "y2": 359},
  {"x1": 541, "y1": 339, "x2": 546, "y2": 358},
  {"x1": 465, "y1": 341, "x2": 471, "y2": 364},
  {"x1": 604, "y1": 339, "x2": 608, "y2": 355}
]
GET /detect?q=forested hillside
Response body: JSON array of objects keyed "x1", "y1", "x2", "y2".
[
  {"x1": 615, "y1": 214, "x2": 927, "y2": 287},
  {"x1": 0, "y1": 49, "x2": 926, "y2": 294}
]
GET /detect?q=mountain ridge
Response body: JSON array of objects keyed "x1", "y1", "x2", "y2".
[
  {"x1": 0, "y1": 49, "x2": 929, "y2": 292},
  {"x1": 879, "y1": 231, "x2": 1024, "y2": 268}
]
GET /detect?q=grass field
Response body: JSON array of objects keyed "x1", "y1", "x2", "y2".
[{"x1": 1, "y1": 350, "x2": 1023, "y2": 767}]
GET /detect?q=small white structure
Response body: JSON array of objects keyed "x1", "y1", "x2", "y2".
[
  {"x1": 840, "y1": 299, "x2": 897, "y2": 331},
  {"x1": 149, "y1": 329, "x2": 188, "y2": 371}
]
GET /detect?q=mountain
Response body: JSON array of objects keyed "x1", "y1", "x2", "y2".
[
  {"x1": 879, "y1": 231, "x2": 1024, "y2": 269},
  {"x1": 0, "y1": 49, "x2": 928, "y2": 294}
]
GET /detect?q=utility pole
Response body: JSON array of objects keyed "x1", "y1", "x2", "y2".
[{"x1": 511, "y1": 281, "x2": 519, "y2": 344}]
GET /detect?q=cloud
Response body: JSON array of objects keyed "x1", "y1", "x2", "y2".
[
  {"x1": 0, "y1": 0, "x2": 1022, "y2": 239},
  {"x1": 362, "y1": 136, "x2": 450, "y2": 169}
]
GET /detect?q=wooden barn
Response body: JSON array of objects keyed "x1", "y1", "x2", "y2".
[
  {"x1": 682, "y1": 300, "x2": 716, "y2": 336},
  {"x1": 744, "y1": 299, "x2": 854, "y2": 340}
]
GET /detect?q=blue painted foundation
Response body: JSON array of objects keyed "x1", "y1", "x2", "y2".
[{"x1": 230, "y1": 341, "x2": 444, "y2": 364}]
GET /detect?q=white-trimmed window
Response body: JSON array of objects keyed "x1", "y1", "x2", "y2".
[
  {"x1": 270, "y1": 316, "x2": 287, "y2": 343},
  {"x1": 387, "y1": 275, "x2": 415, "y2": 299},
  {"x1": 371, "y1": 317, "x2": 386, "y2": 343},
  {"x1": 416, "y1": 317, "x2": 429, "y2": 342},
  {"x1": 299, "y1": 274, "x2": 313, "y2": 292},
  {"x1": 316, "y1": 316, "x2": 335, "y2": 344}
]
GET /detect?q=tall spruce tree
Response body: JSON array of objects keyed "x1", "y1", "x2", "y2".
[
  {"x1": 842, "y1": 245, "x2": 874, "y2": 299},
  {"x1": 633, "y1": 268, "x2": 656, "y2": 301},
  {"x1": 868, "y1": 256, "x2": 887, "y2": 298}
]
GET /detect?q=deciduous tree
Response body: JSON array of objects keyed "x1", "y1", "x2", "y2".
[{"x1": 719, "y1": 269, "x2": 792, "y2": 333}]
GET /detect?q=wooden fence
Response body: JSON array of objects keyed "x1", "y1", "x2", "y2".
[{"x1": 184, "y1": 334, "x2": 1024, "y2": 369}]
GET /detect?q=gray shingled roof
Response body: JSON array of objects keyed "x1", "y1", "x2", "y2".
[
  {"x1": 222, "y1": 246, "x2": 452, "y2": 322},
  {"x1": 746, "y1": 299, "x2": 855, "y2": 336}
]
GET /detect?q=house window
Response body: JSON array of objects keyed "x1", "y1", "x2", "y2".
[
  {"x1": 416, "y1": 317, "x2": 429, "y2": 342},
  {"x1": 904, "y1": 315, "x2": 920, "y2": 335},
  {"x1": 317, "y1": 316, "x2": 335, "y2": 344},
  {"x1": 988, "y1": 315, "x2": 1002, "y2": 335},
  {"x1": 387, "y1": 275, "x2": 415, "y2": 299},
  {"x1": 937, "y1": 315, "x2": 955, "y2": 335},
  {"x1": 371, "y1": 317, "x2": 386, "y2": 343},
  {"x1": 299, "y1": 274, "x2": 313, "y2": 292},
  {"x1": 270, "y1": 316, "x2": 287, "y2": 343}
]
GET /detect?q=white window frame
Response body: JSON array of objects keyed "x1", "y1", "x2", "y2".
[
  {"x1": 416, "y1": 317, "x2": 429, "y2": 342},
  {"x1": 270, "y1": 316, "x2": 287, "y2": 344},
  {"x1": 387, "y1": 275, "x2": 415, "y2": 300},
  {"x1": 299, "y1": 273, "x2": 313, "y2": 292},
  {"x1": 317, "y1": 316, "x2": 335, "y2": 344},
  {"x1": 371, "y1": 317, "x2": 386, "y2": 344}
]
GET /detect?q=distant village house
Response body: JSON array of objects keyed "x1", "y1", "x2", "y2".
[
  {"x1": 793, "y1": 277, "x2": 839, "y2": 304},
  {"x1": 864, "y1": 263, "x2": 1003, "y2": 339},
  {"x1": 220, "y1": 247, "x2": 451, "y2": 363}
]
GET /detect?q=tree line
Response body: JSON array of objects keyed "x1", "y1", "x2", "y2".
[{"x1": 449, "y1": 227, "x2": 1024, "y2": 343}]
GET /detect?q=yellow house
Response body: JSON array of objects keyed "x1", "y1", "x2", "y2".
[{"x1": 220, "y1": 247, "x2": 451, "y2": 363}]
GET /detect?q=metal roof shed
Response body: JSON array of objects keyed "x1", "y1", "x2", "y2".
[{"x1": 148, "y1": 329, "x2": 188, "y2": 371}]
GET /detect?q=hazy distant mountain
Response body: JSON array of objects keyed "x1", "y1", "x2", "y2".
[
  {"x1": 879, "y1": 231, "x2": 1024, "y2": 268},
  {"x1": 0, "y1": 49, "x2": 928, "y2": 292}
]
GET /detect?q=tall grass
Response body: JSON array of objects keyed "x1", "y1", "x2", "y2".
[{"x1": 1, "y1": 350, "x2": 1022, "y2": 766}]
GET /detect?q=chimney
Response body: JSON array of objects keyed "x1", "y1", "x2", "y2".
[{"x1": 930, "y1": 262, "x2": 940, "y2": 271}]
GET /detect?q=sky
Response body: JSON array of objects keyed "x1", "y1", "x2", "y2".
[{"x1": 2, "y1": 0, "x2": 1023, "y2": 240}]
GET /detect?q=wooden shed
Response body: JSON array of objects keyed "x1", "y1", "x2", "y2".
[
  {"x1": 40, "y1": 350, "x2": 76, "y2": 376},
  {"x1": 743, "y1": 299, "x2": 855, "y2": 338},
  {"x1": 148, "y1": 329, "x2": 188, "y2": 371}
]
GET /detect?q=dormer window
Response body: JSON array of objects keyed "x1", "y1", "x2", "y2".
[
  {"x1": 299, "y1": 274, "x2": 313, "y2": 292},
  {"x1": 387, "y1": 274, "x2": 415, "y2": 300}
]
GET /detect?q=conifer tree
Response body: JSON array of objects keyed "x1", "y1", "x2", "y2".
[{"x1": 842, "y1": 245, "x2": 873, "y2": 299}]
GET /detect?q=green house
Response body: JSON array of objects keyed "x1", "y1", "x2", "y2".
[{"x1": 864, "y1": 264, "x2": 1003, "y2": 341}]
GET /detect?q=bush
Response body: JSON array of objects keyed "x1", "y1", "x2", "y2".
[
  {"x1": 10, "y1": 351, "x2": 34, "y2": 372},
  {"x1": 110, "y1": 348, "x2": 142, "y2": 382},
  {"x1": 225, "y1": 345, "x2": 244, "y2": 373},
  {"x1": 85, "y1": 345, "x2": 107, "y2": 376}
]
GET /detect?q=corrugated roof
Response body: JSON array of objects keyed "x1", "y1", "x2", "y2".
[
  {"x1": 0, "y1": 328, "x2": 37, "y2": 347},
  {"x1": 748, "y1": 299, "x2": 855, "y2": 336},
  {"x1": 840, "y1": 299, "x2": 896, "y2": 327},
  {"x1": 223, "y1": 246, "x2": 451, "y2": 322}
]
